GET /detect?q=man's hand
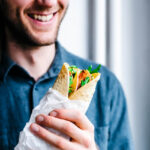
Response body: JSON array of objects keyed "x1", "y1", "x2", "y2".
[{"x1": 30, "y1": 109, "x2": 97, "y2": 150}]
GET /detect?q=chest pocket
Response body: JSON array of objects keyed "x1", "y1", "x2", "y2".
[{"x1": 94, "y1": 126, "x2": 109, "y2": 150}]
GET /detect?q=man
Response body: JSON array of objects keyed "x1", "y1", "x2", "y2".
[{"x1": 0, "y1": 0, "x2": 133, "y2": 150}]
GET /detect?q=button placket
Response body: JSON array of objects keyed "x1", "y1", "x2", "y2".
[{"x1": 32, "y1": 83, "x2": 39, "y2": 108}]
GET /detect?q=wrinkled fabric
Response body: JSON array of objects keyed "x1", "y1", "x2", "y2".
[{"x1": 0, "y1": 41, "x2": 134, "y2": 150}]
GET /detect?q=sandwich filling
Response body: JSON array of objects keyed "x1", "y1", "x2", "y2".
[{"x1": 68, "y1": 65, "x2": 101, "y2": 95}]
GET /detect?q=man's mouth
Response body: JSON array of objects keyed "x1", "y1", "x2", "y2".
[{"x1": 28, "y1": 13, "x2": 55, "y2": 22}]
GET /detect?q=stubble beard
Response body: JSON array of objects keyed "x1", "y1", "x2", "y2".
[
  {"x1": 2, "y1": 4, "x2": 68, "y2": 49},
  {"x1": 4, "y1": 11, "x2": 61, "y2": 48}
]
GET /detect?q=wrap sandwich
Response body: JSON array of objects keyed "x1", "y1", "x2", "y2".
[
  {"x1": 53, "y1": 63, "x2": 101, "y2": 101},
  {"x1": 15, "y1": 63, "x2": 101, "y2": 150}
]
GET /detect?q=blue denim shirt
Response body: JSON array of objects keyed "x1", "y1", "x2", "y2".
[{"x1": 0, "y1": 42, "x2": 133, "y2": 150}]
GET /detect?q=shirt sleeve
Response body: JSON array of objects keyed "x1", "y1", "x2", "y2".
[{"x1": 108, "y1": 81, "x2": 134, "y2": 150}]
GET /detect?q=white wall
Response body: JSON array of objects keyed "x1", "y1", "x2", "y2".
[
  {"x1": 122, "y1": 1, "x2": 150, "y2": 149},
  {"x1": 58, "y1": 0, "x2": 88, "y2": 59},
  {"x1": 95, "y1": 0, "x2": 107, "y2": 65},
  {"x1": 110, "y1": 0, "x2": 150, "y2": 150}
]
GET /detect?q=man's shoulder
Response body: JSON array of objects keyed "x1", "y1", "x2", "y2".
[
  {"x1": 61, "y1": 46, "x2": 98, "y2": 69},
  {"x1": 61, "y1": 45, "x2": 119, "y2": 86}
]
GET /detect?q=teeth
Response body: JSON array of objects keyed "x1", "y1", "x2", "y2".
[
  {"x1": 32, "y1": 14, "x2": 53, "y2": 22},
  {"x1": 47, "y1": 15, "x2": 53, "y2": 20}
]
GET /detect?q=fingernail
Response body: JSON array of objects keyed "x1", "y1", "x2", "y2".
[
  {"x1": 31, "y1": 124, "x2": 39, "y2": 132},
  {"x1": 50, "y1": 111, "x2": 58, "y2": 117},
  {"x1": 37, "y1": 115, "x2": 44, "y2": 122}
]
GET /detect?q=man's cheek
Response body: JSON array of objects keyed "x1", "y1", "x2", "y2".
[
  {"x1": 58, "y1": 0, "x2": 69, "y2": 8},
  {"x1": 7, "y1": 0, "x2": 32, "y2": 7}
]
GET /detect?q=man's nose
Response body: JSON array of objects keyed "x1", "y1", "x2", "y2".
[{"x1": 36, "y1": 0, "x2": 57, "y2": 7}]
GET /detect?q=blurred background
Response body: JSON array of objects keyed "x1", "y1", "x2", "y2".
[{"x1": 58, "y1": 0, "x2": 150, "y2": 150}]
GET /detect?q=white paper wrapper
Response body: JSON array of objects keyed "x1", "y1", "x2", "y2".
[{"x1": 15, "y1": 88, "x2": 90, "y2": 150}]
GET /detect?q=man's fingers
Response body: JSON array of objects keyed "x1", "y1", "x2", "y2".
[
  {"x1": 30, "y1": 123, "x2": 78, "y2": 150},
  {"x1": 35, "y1": 114, "x2": 92, "y2": 148},
  {"x1": 49, "y1": 109, "x2": 94, "y2": 132}
]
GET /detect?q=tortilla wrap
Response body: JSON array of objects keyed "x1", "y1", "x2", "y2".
[
  {"x1": 52, "y1": 63, "x2": 101, "y2": 101},
  {"x1": 53, "y1": 63, "x2": 70, "y2": 97}
]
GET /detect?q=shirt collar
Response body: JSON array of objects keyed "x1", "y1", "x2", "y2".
[
  {"x1": 0, "y1": 41, "x2": 65, "y2": 81},
  {"x1": 0, "y1": 52, "x2": 16, "y2": 81}
]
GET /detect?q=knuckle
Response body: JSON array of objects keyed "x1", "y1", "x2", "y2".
[
  {"x1": 62, "y1": 122, "x2": 73, "y2": 134},
  {"x1": 89, "y1": 124, "x2": 95, "y2": 132},
  {"x1": 56, "y1": 139, "x2": 65, "y2": 149},
  {"x1": 55, "y1": 109, "x2": 65, "y2": 117},
  {"x1": 76, "y1": 110, "x2": 82, "y2": 116},
  {"x1": 37, "y1": 127, "x2": 45, "y2": 137},
  {"x1": 75, "y1": 111, "x2": 83, "y2": 121},
  {"x1": 83, "y1": 135, "x2": 91, "y2": 148}
]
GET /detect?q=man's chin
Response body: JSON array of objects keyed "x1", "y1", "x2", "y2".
[
  {"x1": 31, "y1": 37, "x2": 57, "y2": 47},
  {"x1": 36, "y1": 41, "x2": 56, "y2": 47},
  {"x1": 22, "y1": 29, "x2": 58, "y2": 47},
  {"x1": 15, "y1": 32, "x2": 57, "y2": 48}
]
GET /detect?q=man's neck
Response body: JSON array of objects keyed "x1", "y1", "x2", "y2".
[{"x1": 6, "y1": 41, "x2": 56, "y2": 81}]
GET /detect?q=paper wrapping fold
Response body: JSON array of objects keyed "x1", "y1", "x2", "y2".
[{"x1": 15, "y1": 88, "x2": 90, "y2": 150}]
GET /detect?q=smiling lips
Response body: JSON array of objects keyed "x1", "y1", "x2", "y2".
[{"x1": 28, "y1": 13, "x2": 55, "y2": 22}]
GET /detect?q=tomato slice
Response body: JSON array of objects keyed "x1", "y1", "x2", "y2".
[{"x1": 77, "y1": 70, "x2": 91, "y2": 89}]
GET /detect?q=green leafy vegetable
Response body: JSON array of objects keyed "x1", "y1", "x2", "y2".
[
  {"x1": 81, "y1": 77, "x2": 90, "y2": 87},
  {"x1": 88, "y1": 64, "x2": 101, "y2": 74},
  {"x1": 68, "y1": 67, "x2": 77, "y2": 74},
  {"x1": 68, "y1": 66, "x2": 78, "y2": 94},
  {"x1": 69, "y1": 76, "x2": 73, "y2": 87},
  {"x1": 68, "y1": 64, "x2": 101, "y2": 94},
  {"x1": 70, "y1": 65, "x2": 77, "y2": 68},
  {"x1": 68, "y1": 87, "x2": 72, "y2": 94},
  {"x1": 88, "y1": 65, "x2": 92, "y2": 73},
  {"x1": 91, "y1": 64, "x2": 101, "y2": 73}
]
